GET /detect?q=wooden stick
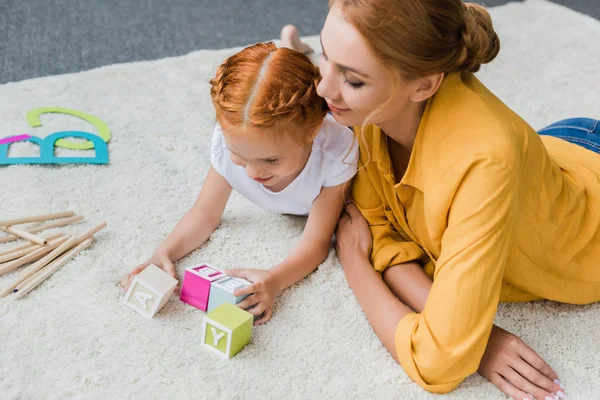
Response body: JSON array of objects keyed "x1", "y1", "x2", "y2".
[
  {"x1": 0, "y1": 236, "x2": 79, "y2": 297},
  {"x1": 74, "y1": 221, "x2": 107, "y2": 243},
  {"x1": 0, "y1": 215, "x2": 84, "y2": 244},
  {"x1": 0, "y1": 211, "x2": 75, "y2": 228},
  {"x1": 0, "y1": 236, "x2": 64, "y2": 265},
  {"x1": 15, "y1": 273, "x2": 37, "y2": 292},
  {"x1": 0, "y1": 237, "x2": 68, "y2": 276},
  {"x1": 1, "y1": 226, "x2": 47, "y2": 245},
  {"x1": 0, "y1": 233, "x2": 62, "y2": 261},
  {"x1": 14, "y1": 239, "x2": 93, "y2": 299},
  {"x1": 18, "y1": 221, "x2": 106, "y2": 276},
  {"x1": 0, "y1": 221, "x2": 106, "y2": 295}
]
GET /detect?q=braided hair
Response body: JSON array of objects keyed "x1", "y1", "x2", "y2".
[{"x1": 209, "y1": 42, "x2": 328, "y2": 142}]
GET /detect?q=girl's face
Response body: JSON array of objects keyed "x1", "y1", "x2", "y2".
[
  {"x1": 317, "y1": 4, "x2": 413, "y2": 127},
  {"x1": 222, "y1": 127, "x2": 311, "y2": 189}
]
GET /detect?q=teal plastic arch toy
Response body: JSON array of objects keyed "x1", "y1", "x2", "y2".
[{"x1": 0, "y1": 131, "x2": 108, "y2": 165}]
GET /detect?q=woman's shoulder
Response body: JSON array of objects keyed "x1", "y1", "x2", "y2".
[{"x1": 424, "y1": 73, "x2": 527, "y2": 163}]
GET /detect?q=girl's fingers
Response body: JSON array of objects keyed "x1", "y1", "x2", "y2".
[
  {"x1": 234, "y1": 282, "x2": 259, "y2": 297},
  {"x1": 225, "y1": 268, "x2": 247, "y2": 278},
  {"x1": 120, "y1": 273, "x2": 132, "y2": 290},
  {"x1": 513, "y1": 358, "x2": 563, "y2": 397},
  {"x1": 246, "y1": 303, "x2": 265, "y2": 317},
  {"x1": 254, "y1": 309, "x2": 272, "y2": 326},
  {"x1": 120, "y1": 263, "x2": 149, "y2": 290},
  {"x1": 133, "y1": 262, "x2": 149, "y2": 273},
  {"x1": 236, "y1": 295, "x2": 258, "y2": 310},
  {"x1": 488, "y1": 372, "x2": 531, "y2": 400},
  {"x1": 160, "y1": 258, "x2": 177, "y2": 279}
]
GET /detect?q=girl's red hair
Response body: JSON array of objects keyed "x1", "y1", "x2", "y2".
[{"x1": 209, "y1": 42, "x2": 328, "y2": 142}]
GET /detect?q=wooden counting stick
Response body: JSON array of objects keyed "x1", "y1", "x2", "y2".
[
  {"x1": 14, "y1": 239, "x2": 93, "y2": 300},
  {"x1": 0, "y1": 236, "x2": 78, "y2": 297},
  {"x1": 0, "y1": 237, "x2": 68, "y2": 276},
  {"x1": 0, "y1": 215, "x2": 84, "y2": 244},
  {"x1": 73, "y1": 221, "x2": 107, "y2": 244},
  {"x1": 19, "y1": 221, "x2": 106, "y2": 277},
  {"x1": 1, "y1": 221, "x2": 107, "y2": 296},
  {"x1": 0, "y1": 233, "x2": 62, "y2": 262},
  {"x1": 0, "y1": 211, "x2": 75, "y2": 228},
  {"x1": 15, "y1": 273, "x2": 37, "y2": 292},
  {"x1": 1, "y1": 226, "x2": 47, "y2": 245}
]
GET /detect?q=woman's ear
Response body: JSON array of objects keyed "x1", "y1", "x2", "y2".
[{"x1": 409, "y1": 72, "x2": 445, "y2": 103}]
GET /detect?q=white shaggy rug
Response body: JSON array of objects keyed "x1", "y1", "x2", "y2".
[{"x1": 1, "y1": 1, "x2": 599, "y2": 398}]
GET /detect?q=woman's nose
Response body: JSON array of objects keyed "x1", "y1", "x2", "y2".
[{"x1": 317, "y1": 61, "x2": 339, "y2": 102}]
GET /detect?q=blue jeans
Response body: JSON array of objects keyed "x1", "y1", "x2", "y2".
[{"x1": 538, "y1": 118, "x2": 600, "y2": 154}]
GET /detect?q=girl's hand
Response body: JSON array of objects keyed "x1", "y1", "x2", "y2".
[
  {"x1": 120, "y1": 249, "x2": 176, "y2": 291},
  {"x1": 479, "y1": 325, "x2": 566, "y2": 400},
  {"x1": 335, "y1": 202, "x2": 373, "y2": 270},
  {"x1": 226, "y1": 269, "x2": 278, "y2": 325}
]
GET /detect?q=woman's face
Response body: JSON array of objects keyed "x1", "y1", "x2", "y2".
[{"x1": 317, "y1": 3, "x2": 412, "y2": 127}]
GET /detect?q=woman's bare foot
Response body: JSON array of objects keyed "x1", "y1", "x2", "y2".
[{"x1": 280, "y1": 24, "x2": 313, "y2": 54}]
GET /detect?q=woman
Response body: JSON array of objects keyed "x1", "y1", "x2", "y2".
[{"x1": 285, "y1": 1, "x2": 599, "y2": 399}]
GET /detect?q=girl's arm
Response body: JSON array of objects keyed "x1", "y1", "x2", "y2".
[
  {"x1": 157, "y1": 166, "x2": 232, "y2": 262},
  {"x1": 229, "y1": 182, "x2": 347, "y2": 324},
  {"x1": 122, "y1": 166, "x2": 232, "y2": 288},
  {"x1": 270, "y1": 183, "x2": 346, "y2": 291}
]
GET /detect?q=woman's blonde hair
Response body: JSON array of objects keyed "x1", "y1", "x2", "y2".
[{"x1": 330, "y1": 0, "x2": 500, "y2": 80}]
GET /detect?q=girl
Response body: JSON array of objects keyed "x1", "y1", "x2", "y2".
[
  {"x1": 286, "y1": 1, "x2": 599, "y2": 399},
  {"x1": 121, "y1": 42, "x2": 358, "y2": 325}
]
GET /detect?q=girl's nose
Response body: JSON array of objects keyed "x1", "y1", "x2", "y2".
[{"x1": 245, "y1": 164, "x2": 261, "y2": 179}]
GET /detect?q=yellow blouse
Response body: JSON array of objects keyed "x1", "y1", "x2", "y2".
[{"x1": 351, "y1": 72, "x2": 600, "y2": 393}]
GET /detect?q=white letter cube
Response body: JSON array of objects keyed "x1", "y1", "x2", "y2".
[{"x1": 124, "y1": 264, "x2": 178, "y2": 319}]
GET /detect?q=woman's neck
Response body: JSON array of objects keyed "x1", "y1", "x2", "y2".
[{"x1": 377, "y1": 101, "x2": 427, "y2": 152}]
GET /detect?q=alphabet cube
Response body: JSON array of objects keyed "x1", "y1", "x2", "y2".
[
  {"x1": 124, "y1": 264, "x2": 178, "y2": 319},
  {"x1": 180, "y1": 263, "x2": 224, "y2": 311},
  {"x1": 202, "y1": 302, "x2": 253, "y2": 358},
  {"x1": 207, "y1": 276, "x2": 251, "y2": 313}
]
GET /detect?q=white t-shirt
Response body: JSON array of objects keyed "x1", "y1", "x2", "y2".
[{"x1": 210, "y1": 114, "x2": 359, "y2": 216}]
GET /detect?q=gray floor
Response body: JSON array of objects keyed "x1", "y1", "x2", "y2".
[{"x1": 0, "y1": 0, "x2": 598, "y2": 84}]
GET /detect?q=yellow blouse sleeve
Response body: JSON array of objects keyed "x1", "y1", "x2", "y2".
[
  {"x1": 395, "y1": 156, "x2": 519, "y2": 393},
  {"x1": 351, "y1": 166, "x2": 426, "y2": 273}
]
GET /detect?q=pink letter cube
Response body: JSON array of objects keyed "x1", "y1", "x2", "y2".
[{"x1": 180, "y1": 264, "x2": 224, "y2": 311}]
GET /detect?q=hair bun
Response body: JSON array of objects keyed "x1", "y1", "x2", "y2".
[{"x1": 456, "y1": 3, "x2": 500, "y2": 73}]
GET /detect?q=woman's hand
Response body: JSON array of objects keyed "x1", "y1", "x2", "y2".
[
  {"x1": 479, "y1": 325, "x2": 566, "y2": 400},
  {"x1": 120, "y1": 248, "x2": 176, "y2": 291},
  {"x1": 334, "y1": 202, "x2": 373, "y2": 270},
  {"x1": 226, "y1": 269, "x2": 279, "y2": 325}
]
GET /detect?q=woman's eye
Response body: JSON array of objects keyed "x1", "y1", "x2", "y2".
[
  {"x1": 344, "y1": 78, "x2": 364, "y2": 89},
  {"x1": 265, "y1": 159, "x2": 279, "y2": 164}
]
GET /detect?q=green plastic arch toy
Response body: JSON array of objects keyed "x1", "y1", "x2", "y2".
[{"x1": 26, "y1": 107, "x2": 111, "y2": 150}]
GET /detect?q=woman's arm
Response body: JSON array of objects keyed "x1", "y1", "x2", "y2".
[
  {"x1": 230, "y1": 182, "x2": 347, "y2": 324},
  {"x1": 382, "y1": 261, "x2": 565, "y2": 400},
  {"x1": 339, "y1": 197, "x2": 564, "y2": 399}
]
